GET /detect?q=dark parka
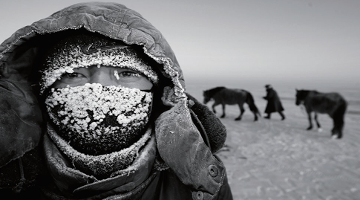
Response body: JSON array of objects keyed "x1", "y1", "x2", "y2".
[
  {"x1": 263, "y1": 88, "x2": 284, "y2": 114},
  {"x1": 0, "y1": 2, "x2": 233, "y2": 200}
]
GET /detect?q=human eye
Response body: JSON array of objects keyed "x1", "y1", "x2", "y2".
[
  {"x1": 61, "y1": 72, "x2": 85, "y2": 79},
  {"x1": 57, "y1": 72, "x2": 88, "y2": 85},
  {"x1": 52, "y1": 68, "x2": 90, "y2": 88},
  {"x1": 59, "y1": 72, "x2": 87, "y2": 82},
  {"x1": 120, "y1": 70, "x2": 141, "y2": 78},
  {"x1": 112, "y1": 68, "x2": 153, "y2": 90},
  {"x1": 114, "y1": 69, "x2": 143, "y2": 81}
]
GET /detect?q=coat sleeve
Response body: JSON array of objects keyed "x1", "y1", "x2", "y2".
[
  {"x1": 186, "y1": 93, "x2": 233, "y2": 200},
  {"x1": 213, "y1": 161, "x2": 233, "y2": 200}
]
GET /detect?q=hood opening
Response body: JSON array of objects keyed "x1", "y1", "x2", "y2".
[
  {"x1": 23, "y1": 29, "x2": 171, "y2": 124},
  {"x1": 29, "y1": 29, "x2": 172, "y2": 92}
]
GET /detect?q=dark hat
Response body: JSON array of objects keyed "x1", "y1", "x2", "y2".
[{"x1": 265, "y1": 84, "x2": 272, "y2": 89}]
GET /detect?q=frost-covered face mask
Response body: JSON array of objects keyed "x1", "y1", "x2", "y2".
[{"x1": 45, "y1": 83, "x2": 153, "y2": 155}]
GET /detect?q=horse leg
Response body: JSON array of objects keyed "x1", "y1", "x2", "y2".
[
  {"x1": 211, "y1": 102, "x2": 218, "y2": 114},
  {"x1": 264, "y1": 113, "x2": 271, "y2": 119},
  {"x1": 251, "y1": 104, "x2": 258, "y2": 121},
  {"x1": 333, "y1": 101, "x2": 347, "y2": 139},
  {"x1": 331, "y1": 120, "x2": 336, "y2": 138},
  {"x1": 306, "y1": 112, "x2": 313, "y2": 130},
  {"x1": 220, "y1": 104, "x2": 226, "y2": 118},
  {"x1": 253, "y1": 110, "x2": 258, "y2": 121},
  {"x1": 332, "y1": 113, "x2": 345, "y2": 139},
  {"x1": 336, "y1": 117, "x2": 344, "y2": 139},
  {"x1": 314, "y1": 113, "x2": 322, "y2": 132},
  {"x1": 235, "y1": 104, "x2": 244, "y2": 121},
  {"x1": 331, "y1": 118, "x2": 339, "y2": 139}
]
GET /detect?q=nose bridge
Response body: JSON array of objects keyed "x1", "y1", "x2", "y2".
[{"x1": 90, "y1": 67, "x2": 115, "y2": 86}]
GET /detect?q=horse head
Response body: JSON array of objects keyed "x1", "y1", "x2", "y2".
[
  {"x1": 295, "y1": 89, "x2": 309, "y2": 106},
  {"x1": 203, "y1": 90, "x2": 212, "y2": 104},
  {"x1": 203, "y1": 87, "x2": 225, "y2": 104}
]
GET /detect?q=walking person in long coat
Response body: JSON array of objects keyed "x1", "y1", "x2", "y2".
[{"x1": 263, "y1": 84, "x2": 286, "y2": 120}]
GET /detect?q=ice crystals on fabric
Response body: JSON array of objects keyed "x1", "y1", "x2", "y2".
[{"x1": 45, "y1": 83, "x2": 153, "y2": 155}]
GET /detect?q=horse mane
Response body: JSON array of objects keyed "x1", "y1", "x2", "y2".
[
  {"x1": 241, "y1": 89, "x2": 250, "y2": 94},
  {"x1": 296, "y1": 89, "x2": 321, "y2": 101},
  {"x1": 298, "y1": 89, "x2": 319, "y2": 94},
  {"x1": 204, "y1": 86, "x2": 226, "y2": 98},
  {"x1": 298, "y1": 89, "x2": 320, "y2": 91}
]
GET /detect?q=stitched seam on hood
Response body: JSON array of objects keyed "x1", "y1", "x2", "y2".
[{"x1": 0, "y1": 29, "x2": 35, "y2": 62}]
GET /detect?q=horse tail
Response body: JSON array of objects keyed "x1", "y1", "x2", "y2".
[{"x1": 246, "y1": 92, "x2": 261, "y2": 116}]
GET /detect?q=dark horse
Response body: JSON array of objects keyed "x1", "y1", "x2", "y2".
[
  {"x1": 295, "y1": 89, "x2": 347, "y2": 139},
  {"x1": 203, "y1": 86, "x2": 261, "y2": 121}
]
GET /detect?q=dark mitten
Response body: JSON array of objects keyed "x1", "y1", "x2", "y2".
[{"x1": 186, "y1": 93, "x2": 227, "y2": 153}]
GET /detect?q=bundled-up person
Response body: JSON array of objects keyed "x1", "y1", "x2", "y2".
[
  {"x1": 0, "y1": 2, "x2": 233, "y2": 199},
  {"x1": 263, "y1": 84, "x2": 286, "y2": 120}
]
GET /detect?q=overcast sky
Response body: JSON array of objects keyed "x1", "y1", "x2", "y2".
[{"x1": 1, "y1": 0, "x2": 359, "y2": 87}]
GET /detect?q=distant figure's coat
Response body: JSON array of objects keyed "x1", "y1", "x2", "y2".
[{"x1": 263, "y1": 87, "x2": 284, "y2": 114}]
